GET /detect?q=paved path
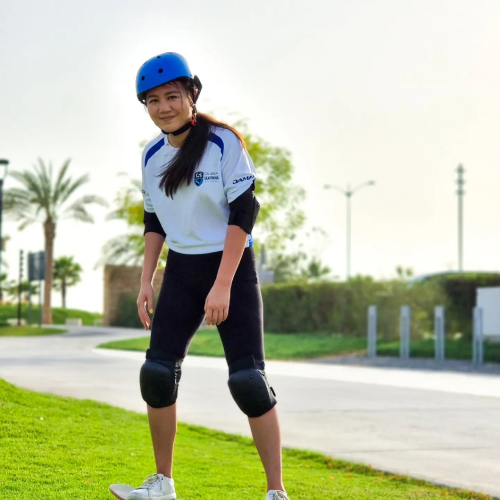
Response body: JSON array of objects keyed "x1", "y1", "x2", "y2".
[{"x1": 1, "y1": 326, "x2": 500, "y2": 498}]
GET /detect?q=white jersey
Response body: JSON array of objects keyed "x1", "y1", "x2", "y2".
[{"x1": 141, "y1": 126, "x2": 256, "y2": 254}]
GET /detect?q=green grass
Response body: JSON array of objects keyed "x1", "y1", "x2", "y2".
[
  {"x1": 0, "y1": 304, "x2": 102, "y2": 326},
  {"x1": 99, "y1": 331, "x2": 500, "y2": 364},
  {"x1": 0, "y1": 379, "x2": 492, "y2": 500},
  {"x1": 0, "y1": 325, "x2": 67, "y2": 336},
  {"x1": 98, "y1": 330, "x2": 368, "y2": 360},
  {"x1": 377, "y1": 339, "x2": 500, "y2": 363}
]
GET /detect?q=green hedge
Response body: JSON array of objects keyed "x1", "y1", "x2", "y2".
[
  {"x1": 108, "y1": 273, "x2": 500, "y2": 339},
  {"x1": 261, "y1": 276, "x2": 446, "y2": 339},
  {"x1": 0, "y1": 305, "x2": 102, "y2": 326}
]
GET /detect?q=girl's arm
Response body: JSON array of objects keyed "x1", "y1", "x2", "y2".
[
  {"x1": 204, "y1": 225, "x2": 248, "y2": 326},
  {"x1": 216, "y1": 225, "x2": 248, "y2": 285},
  {"x1": 137, "y1": 231, "x2": 165, "y2": 330}
]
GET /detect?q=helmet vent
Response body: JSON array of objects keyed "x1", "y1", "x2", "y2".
[
  {"x1": 158, "y1": 68, "x2": 163, "y2": 73},
  {"x1": 141, "y1": 76, "x2": 145, "y2": 81}
]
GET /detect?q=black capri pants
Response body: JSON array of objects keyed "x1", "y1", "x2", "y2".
[{"x1": 147, "y1": 246, "x2": 265, "y2": 374}]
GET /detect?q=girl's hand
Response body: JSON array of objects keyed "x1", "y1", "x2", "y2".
[
  {"x1": 205, "y1": 281, "x2": 231, "y2": 326},
  {"x1": 137, "y1": 283, "x2": 154, "y2": 330}
]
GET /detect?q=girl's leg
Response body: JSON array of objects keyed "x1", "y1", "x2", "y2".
[
  {"x1": 145, "y1": 250, "x2": 206, "y2": 478},
  {"x1": 147, "y1": 403, "x2": 177, "y2": 478},
  {"x1": 248, "y1": 407, "x2": 285, "y2": 492},
  {"x1": 216, "y1": 248, "x2": 286, "y2": 492}
]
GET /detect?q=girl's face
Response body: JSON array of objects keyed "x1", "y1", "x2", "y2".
[{"x1": 145, "y1": 82, "x2": 192, "y2": 132}]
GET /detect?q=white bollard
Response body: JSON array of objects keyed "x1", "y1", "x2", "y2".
[
  {"x1": 434, "y1": 306, "x2": 446, "y2": 361},
  {"x1": 473, "y1": 307, "x2": 484, "y2": 365},
  {"x1": 400, "y1": 306, "x2": 411, "y2": 359},
  {"x1": 367, "y1": 305, "x2": 378, "y2": 358}
]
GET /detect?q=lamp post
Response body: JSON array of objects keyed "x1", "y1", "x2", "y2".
[
  {"x1": 0, "y1": 159, "x2": 9, "y2": 303},
  {"x1": 324, "y1": 180, "x2": 375, "y2": 280}
]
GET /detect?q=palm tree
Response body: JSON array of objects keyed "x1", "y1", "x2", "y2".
[
  {"x1": 99, "y1": 176, "x2": 168, "y2": 266},
  {"x1": 4, "y1": 280, "x2": 39, "y2": 304},
  {"x1": 53, "y1": 256, "x2": 82, "y2": 309},
  {"x1": 4, "y1": 159, "x2": 107, "y2": 323},
  {"x1": 0, "y1": 234, "x2": 10, "y2": 303}
]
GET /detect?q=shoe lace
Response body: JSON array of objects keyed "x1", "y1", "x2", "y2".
[{"x1": 140, "y1": 474, "x2": 161, "y2": 491}]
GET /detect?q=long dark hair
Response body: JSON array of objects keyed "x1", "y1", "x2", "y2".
[{"x1": 155, "y1": 79, "x2": 245, "y2": 198}]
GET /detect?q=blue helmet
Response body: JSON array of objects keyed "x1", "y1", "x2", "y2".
[{"x1": 136, "y1": 52, "x2": 201, "y2": 103}]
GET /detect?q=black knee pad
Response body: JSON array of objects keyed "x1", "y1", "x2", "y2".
[
  {"x1": 228, "y1": 361, "x2": 277, "y2": 418},
  {"x1": 140, "y1": 352, "x2": 182, "y2": 408}
]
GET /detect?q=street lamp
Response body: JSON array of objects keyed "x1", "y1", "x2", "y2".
[
  {"x1": 0, "y1": 159, "x2": 9, "y2": 303},
  {"x1": 324, "y1": 180, "x2": 375, "y2": 280}
]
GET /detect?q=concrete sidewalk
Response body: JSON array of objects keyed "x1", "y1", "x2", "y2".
[{"x1": 1, "y1": 326, "x2": 500, "y2": 498}]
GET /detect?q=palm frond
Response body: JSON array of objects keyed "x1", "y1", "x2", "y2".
[
  {"x1": 4, "y1": 188, "x2": 32, "y2": 208},
  {"x1": 3, "y1": 189, "x2": 38, "y2": 221},
  {"x1": 52, "y1": 159, "x2": 72, "y2": 207},
  {"x1": 62, "y1": 204, "x2": 94, "y2": 223},
  {"x1": 61, "y1": 194, "x2": 108, "y2": 223},
  {"x1": 8, "y1": 170, "x2": 47, "y2": 210},
  {"x1": 56, "y1": 173, "x2": 90, "y2": 208},
  {"x1": 96, "y1": 234, "x2": 144, "y2": 268},
  {"x1": 75, "y1": 194, "x2": 108, "y2": 207},
  {"x1": 6, "y1": 159, "x2": 105, "y2": 230},
  {"x1": 18, "y1": 216, "x2": 38, "y2": 230},
  {"x1": 34, "y1": 159, "x2": 53, "y2": 215}
]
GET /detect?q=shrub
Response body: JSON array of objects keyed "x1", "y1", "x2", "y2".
[{"x1": 262, "y1": 276, "x2": 447, "y2": 340}]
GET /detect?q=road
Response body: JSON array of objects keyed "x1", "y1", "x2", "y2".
[{"x1": 1, "y1": 326, "x2": 499, "y2": 498}]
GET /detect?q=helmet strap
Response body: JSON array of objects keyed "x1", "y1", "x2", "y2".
[{"x1": 164, "y1": 121, "x2": 192, "y2": 136}]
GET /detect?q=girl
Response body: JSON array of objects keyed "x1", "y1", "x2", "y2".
[{"x1": 127, "y1": 52, "x2": 290, "y2": 500}]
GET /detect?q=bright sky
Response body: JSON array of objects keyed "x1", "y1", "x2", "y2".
[{"x1": 1, "y1": 0, "x2": 499, "y2": 314}]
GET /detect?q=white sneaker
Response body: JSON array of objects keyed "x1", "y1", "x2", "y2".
[
  {"x1": 266, "y1": 490, "x2": 290, "y2": 500},
  {"x1": 126, "y1": 473, "x2": 176, "y2": 500}
]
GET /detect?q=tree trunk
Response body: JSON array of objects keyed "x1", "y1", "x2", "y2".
[
  {"x1": 62, "y1": 279, "x2": 66, "y2": 309},
  {"x1": 43, "y1": 220, "x2": 55, "y2": 324}
]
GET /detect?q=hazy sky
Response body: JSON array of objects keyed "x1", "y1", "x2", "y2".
[{"x1": 1, "y1": 0, "x2": 499, "y2": 313}]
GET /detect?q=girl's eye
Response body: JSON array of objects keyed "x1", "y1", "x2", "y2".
[
  {"x1": 168, "y1": 96, "x2": 177, "y2": 101},
  {"x1": 148, "y1": 99, "x2": 158, "y2": 104}
]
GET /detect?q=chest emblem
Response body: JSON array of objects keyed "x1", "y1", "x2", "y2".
[{"x1": 194, "y1": 171, "x2": 204, "y2": 187}]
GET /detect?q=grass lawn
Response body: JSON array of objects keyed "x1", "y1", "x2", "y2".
[
  {"x1": 98, "y1": 330, "x2": 368, "y2": 360},
  {"x1": 377, "y1": 339, "x2": 500, "y2": 363},
  {"x1": 0, "y1": 304, "x2": 102, "y2": 326},
  {"x1": 0, "y1": 379, "x2": 492, "y2": 500},
  {"x1": 0, "y1": 325, "x2": 67, "y2": 336},
  {"x1": 98, "y1": 330, "x2": 500, "y2": 364}
]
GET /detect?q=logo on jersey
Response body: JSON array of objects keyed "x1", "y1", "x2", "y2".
[
  {"x1": 194, "y1": 171, "x2": 204, "y2": 187},
  {"x1": 194, "y1": 171, "x2": 220, "y2": 186},
  {"x1": 232, "y1": 174, "x2": 255, "y2": 185}
]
